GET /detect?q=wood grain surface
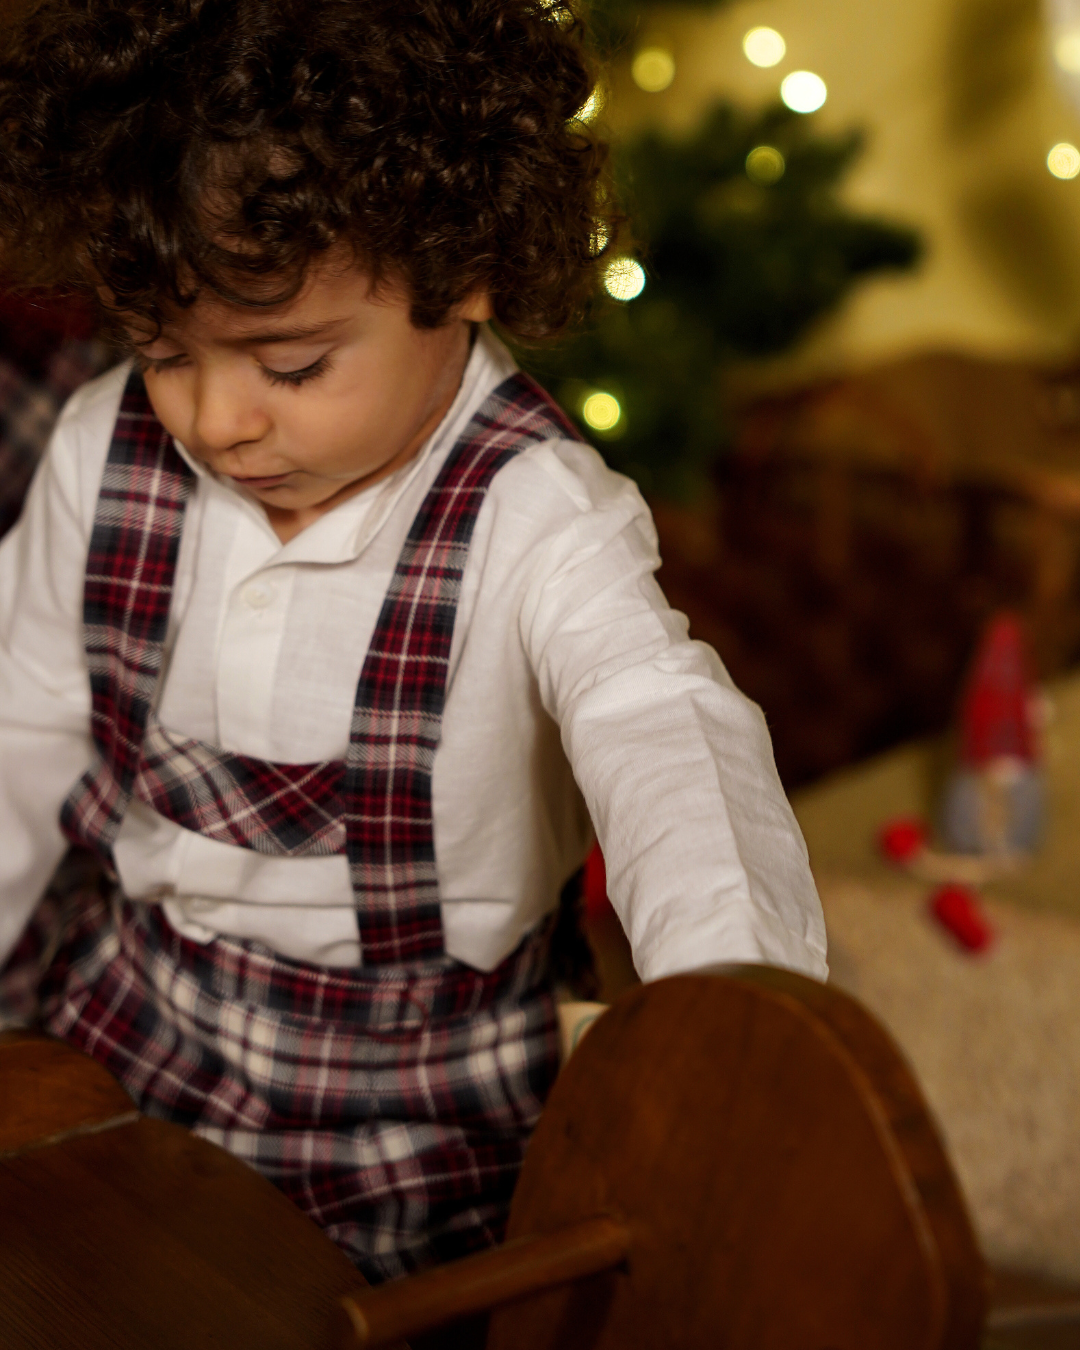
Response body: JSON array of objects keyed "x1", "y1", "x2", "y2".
[
  {"x1": 0, "y1": 1029, "x2": 136, "y2": 1155},
  {"x1": 483, "y1": 965, "x2": 985, "y2": 1350},
  {"x1": 2, "y1": 972, "x2": 990, "y2": 1350},
  {"x1": 0, "y1": 1032, "x2": 363, "y2": 1350},
  {"x1": 335, "y1": 1217, "x2": 630, "y2": 1348}
]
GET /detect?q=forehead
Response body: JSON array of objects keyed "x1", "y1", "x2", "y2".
[{"x1": 129, "y1": 254, "x2": 391, "y2": 345}]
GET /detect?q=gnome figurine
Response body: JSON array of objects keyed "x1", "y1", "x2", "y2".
[{"x1": 940, "y1": 612, "x2": 1044, "y2": 857}]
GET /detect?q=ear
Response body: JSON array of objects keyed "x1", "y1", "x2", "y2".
[{"x1": 458, "y1": 292, "x2": 494, "y2": 323}]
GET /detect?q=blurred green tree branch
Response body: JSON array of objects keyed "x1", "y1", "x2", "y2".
[{"x1": 517, "y1": 3, "x2": 922, "y2": 500}]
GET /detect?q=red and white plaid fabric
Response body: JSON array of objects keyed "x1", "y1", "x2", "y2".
[
  {"x1": 59, "y1": 376, "x2": 197, "y2": 854},
  {"x1": 2, "y1": 360, "x2": 579, "y2": 1275},
  {"x1": 9, "y1": 884, "x2": 558, "y2": 1281},
  {"x1": 62, "y1": 367, "x2": 581, "y2": 963},
  {"x1": 133, "y1": 719, "x2": 346, "y2": 857},
  {"x1": 342, "y1": 372, "x2": 580, "y2": 962}
]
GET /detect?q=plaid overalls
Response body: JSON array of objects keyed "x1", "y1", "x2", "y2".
[{"x1": 1, "y1": 366, "x2": 577, "y2": 1280}]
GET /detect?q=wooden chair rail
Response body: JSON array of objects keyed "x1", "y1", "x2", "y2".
[{"x1": 335, "y1": 1216, "x2": 630, "y2": 1349}]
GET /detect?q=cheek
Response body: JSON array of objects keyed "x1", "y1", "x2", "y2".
[
  {"x1": 285, "y1": 393, "x2": 386, "y2": 476},
  {"x1": 142, "y1": 374, "x2": 187, "y2": 437},
  {"x1": 331, "y1": 353, "x2": 434, "y2": 437},
  {"x1": 391, "y1": 328, "x2": 467, "y2": 420}
]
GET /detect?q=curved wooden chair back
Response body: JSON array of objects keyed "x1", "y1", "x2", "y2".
[{"x1": 339, "y1": 966, "x2": 986, "y2": 1350}]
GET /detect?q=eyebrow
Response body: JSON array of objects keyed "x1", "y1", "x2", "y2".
[
  {"x1": 220, "y1": 320, "x2": 345, "y2": 345},
  {"x1": 134, "y1": 318, "x2": 345, "y2": 348}
]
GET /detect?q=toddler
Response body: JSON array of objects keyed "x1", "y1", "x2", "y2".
[{"x1": 0, "y1": 0, "x2": 826, "y2": 1281}]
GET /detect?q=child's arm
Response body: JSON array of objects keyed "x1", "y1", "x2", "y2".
[
  {"x1": 520, "y1": 449, "x2": 827, "y2": 985},
  {"x1": 0, "y1": 381, "x2": 103, "y2": 967}
]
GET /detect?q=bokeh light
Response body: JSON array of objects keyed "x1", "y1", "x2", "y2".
[
  {"x1": 1055, "y1": 30, "x2": 1080, "y2": 73},
  {"x1": 743, "y1": 27, "x2": 786, "y2": 68},
  {"x1": 745, "y1": 145, "x2": 786, "y2": 184},
  {"x1": 1048, "y1": 142, "x2": 1080, "y2": 179},
  {"x1": 780, "y1": 70, "x2": 827, "y2": 114},
  {"x1": 632, "y1": 47, "x2": 676, "y2": 93},
  {"x1": 603, "y1": 257, "x2": 646, "y2": 301},
  {"x1": 582, "y1": 392, "x2": 622, "y2": 432}
]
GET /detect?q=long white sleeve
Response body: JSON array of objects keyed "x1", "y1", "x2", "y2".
[
  {"x1": 519, "y1": 443, "x2": 827, "y2": 983},
  {"x1": 0, "y1": 392, "x2": 98, "y2": 967}
]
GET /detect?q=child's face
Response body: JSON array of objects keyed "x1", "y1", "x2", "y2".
[{"x1": 130, "y1": 255, "x2": 490, "y2": 538}]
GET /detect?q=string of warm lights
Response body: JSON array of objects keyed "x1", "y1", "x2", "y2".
[
  {"x1": 602, "y1": 257, "x2": 646, "y2": 301},
  {"x1": 581, "y1": 391, "x2": 622, "y2": 432},
  {"x1": 745, "y1": 145, "x2": 785, "y2": 184},
  {"x1": 610, "y1": 23, "x2": 829, "y2": 441},
  {"x1": 1045, "y1": 8, "x2": 1080, "y2": 179},
  {"x1": 578, "y1": 260, "x2": 650, "y2": 432},
  {"x1": 622, "y1": 11, "x2": 1080, "y2": 191},
  {"x1": 573, "y1": 17, "x2": 922, "y2": 454},
  {"x1": 629, "y1": 24, "x2": 828, "y2": 118},
  {"x1": 631, "y1": 47, "x2": 675, "y2": 93},
  {"x1": 1048, "y1": 142, "x2": 1080, "y2": 179},
  {"x1": 743, "y1": 26, "x2": 785, "y2": 68}
]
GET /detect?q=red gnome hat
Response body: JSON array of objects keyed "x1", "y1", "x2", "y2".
[{"x1": 958, "y1": 611, "x2": 1037, "y2": 768}]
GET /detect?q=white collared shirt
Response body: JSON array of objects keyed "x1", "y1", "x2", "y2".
[{"x1": 0, "y1": 328, "x2": 827, "y2": 982}]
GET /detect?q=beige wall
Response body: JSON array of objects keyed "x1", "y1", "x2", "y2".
[{"x1": 605, "y1": 0, "x2": 1080, "y2": 378}]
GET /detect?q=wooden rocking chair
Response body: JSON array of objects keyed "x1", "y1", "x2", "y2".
[{"x1": 0, "y1": 966, "x2": 988, "y2": 1349}]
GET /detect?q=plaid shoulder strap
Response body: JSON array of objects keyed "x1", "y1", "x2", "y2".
[
  {"x1": 60, "y1": 365, "x2": 582, "y2": 967},
  {"x1": 60, "y1": 369, "x2": 195, "y2": 854},
  {"x1": 60, "y1": 368, "x2": 350, "y2": 864},
  {"x1": 343, "y1": 371, "x2": 582, "y2": 963}
]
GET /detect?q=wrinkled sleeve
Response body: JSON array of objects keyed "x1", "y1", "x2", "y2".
[
  {"x1": 0, "y1": 399, "x2": 97, "y2": 968},
  {"x1": 520, "y1": 462, "x2": 827, "y2": 984}
]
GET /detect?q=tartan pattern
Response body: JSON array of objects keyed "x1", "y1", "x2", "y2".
[
  {"x1": 345, "y1": 371, "x2": 582, "y2": 963},
  {"x1": 0, "y1": 340, "x2": 112, "y2": 540},
  {"x1": 0, "y1": 850, "x2": 111, "y2": 1029},
  {"x1": 133, "y1": 719, "x2": 346, "y2": 857},
  {"x1": 6, "y1": 885, "x2": 559, "y2": 1281},
  {"x1": 60, "y1": 370, "x2": 195, "y2": 854},
  {"x1": 60, "y1": 367, "x2": 582, "y2": 962}
]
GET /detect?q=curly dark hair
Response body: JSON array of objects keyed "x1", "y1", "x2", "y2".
[{"x1": 0, "y1": 0, "x2": 617, "y2": 340}]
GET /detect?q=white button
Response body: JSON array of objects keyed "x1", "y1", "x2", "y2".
[{"x1": 241, "y1": 582, "x2": 272, "y2": 610}]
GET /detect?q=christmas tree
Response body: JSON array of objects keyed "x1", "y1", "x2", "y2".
[{"x1": 519, "y1": 2, "x2": 922, "y2": 498}]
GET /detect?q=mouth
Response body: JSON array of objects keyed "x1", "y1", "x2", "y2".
[{"x1": 228, "y1": 473, "x2": 293, "y2": 490}]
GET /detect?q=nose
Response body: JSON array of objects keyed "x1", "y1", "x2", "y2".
[{"x1": 190, "y1": 364, "x2": 271, "y2": 462}]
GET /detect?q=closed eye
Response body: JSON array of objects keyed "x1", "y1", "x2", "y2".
[
  {"x1": 135, "y1": 351, "x2": 334, "y2": 388},
  {"x1": 261, "y1": 353, "x2": 333, "y2": 387},
  {"x1": 137, "y1": 352, "x2": 187, "y2": 374}
]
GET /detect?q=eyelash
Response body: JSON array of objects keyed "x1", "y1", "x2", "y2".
[
  {"x1": 138, "y1": 352, "x2": 333, "y2": 388},
  {"x1": 263, "y1": 354, "x2": 333, "y2": 387}
]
